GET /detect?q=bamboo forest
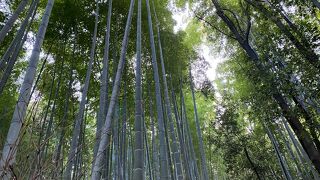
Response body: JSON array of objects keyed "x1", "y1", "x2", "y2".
[{"x1": 1, "y1": 0, "x2": 320, "y2": 179}]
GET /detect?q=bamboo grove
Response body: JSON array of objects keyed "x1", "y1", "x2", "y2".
[{"x1": 0, "y1": 0, "x2": 319, "y2": 179}]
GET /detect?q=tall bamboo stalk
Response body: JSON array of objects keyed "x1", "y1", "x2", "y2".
[
  {"x1": 0, "y1": 0, "x2": 55, "y2": 178},
  {"x1": 149, "y1": 88, "x2": 160, "y2": 180},
  {"x1": 64, "y1": 2, "x2": 99, "y2": 178},
  {"x1": 0, "y1": 0, "x2": 29, "y2": 44},
  {"x1": 170, "y1": 81, "x2": 192, "y2": 180},
  {"x1": 133, "y1": 0, "x2": 144, "y2": 178},
  {"x1": 93, "y1": 0, "x2": 113, "y2": 159},
  {"x1": 265, "y1": 123, "x2": 292, "y2": 180},
  {"x1": 91, "y1": 0, "x2": 135, "y2": 178},
  {"x1": 180, "y1": 80, "x2": 199, "y2": 179},
  {"x1": 145, "y1": 0, "x2": 169, "y2": 178},
  {"x1": 189, "y1": 68, "x2": 209, "y2": 180}
]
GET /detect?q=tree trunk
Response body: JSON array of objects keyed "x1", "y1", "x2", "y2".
[
  {"x1": 268, "y1": 58, "x2": 320, "y2": 151},
  {"x1": 189, "y1": 68, "x2": 209, "y2": 180},
  {"x1": 163, "y1": 105, "x2": 175, "y2": 180},
  {"x1": 265, "y1": 124, "x2": 292, "y2": 180},
  {"x1": 276, "y1": 124, "x2": 304, "y2": 179},
  {"x1": 311, "y1": 0, "x2": 320, "y2": 8},
  {"x1": 133, "y1": 0, "x2": 144, "y2": 178},
  {"x1": 120, "y1": 79, "x2": 127, "y2": 180},
  {"x1": 210, "y1": 0, "x2": 320, "y2": 172},
  {"x1": 149, "y1": 88, "x2": 160, "y2": 180},
  {"x1": 127, "y1": 126, "x2": 133, "y2": 180},
  {"x1": 279, "y1": 122, "x2": 312, "y2": 179},
  {"x1": 245, "y1": 0, "x2": 320, "y2": 69},
  {"x1": 0, "y1": 0, "x2": 38, "y2": 74},
  {"x1": 0, "y1": 0, "x2": 29, "y2": 44},
  {"x1": 64, "y1": 2, "x2": 99, "y2": 178},
  {"x1": 91, "y1": 0, "x2": 135, "y2": 178},
  {"x1": 0, "y1": 28, "x2": 28, "y2": 94},
  {"x1": 29, "y1": 43, "x2": 52, "y2": 103},
  {"x1": 53, "y1": 63, "x2": 73, "y2": 178},
  {"x1": 180, "y1": 82, "x2": 200, "y2": 179},
  {"x1": 273, "y1": 93, "x2": 320, "y2": 173},
  {"x1": 244, "y1": 147, "x2": 262, "y2": 180},
  {"x1": 291, "y1": 95, "x2": 320, "y2": 151},
  {"x1": 283, "y1": 119, "x2": 320, "y2": 179},
  {"x1": 93, "y1": 0, "x2": 112, "y2": 160},
  {"x1": 170, "y1": 82, "x2": 192, "y2": 180},
  {"x1": 113, "y1": 101, "x2": 120, "y2": 180},
  {"x1": 0, "y1": 0, "x2": 54, "y2": 178},
  {"x1": 155, "y1": 12, "x2": 184, "y2": 180},
  {"x1": 33, "y1": 63, "x2": 57, "y2": 178},
  {"x1": 145, "y1": 0, "x2": 169, "y2": 178},
  {"x1": 143, "y1": 108, "x2": 153, "y2": 180},
  {"x1": 41, "y1": 56, "x2": 64, "y2": 164}
]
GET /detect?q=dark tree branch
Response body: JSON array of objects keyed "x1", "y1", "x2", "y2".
[
  {"x1": 221, "y1": 8, "x2": 244, "y2": 34},
  {"x1": 241, "y1": 1, "x2": 252, "y2": 42},
  {"x1": 311, "y1": 0, "x2": 320, "y2": 9},
  {"x1": 212, "y1": 0, "x2": 247, "y2": 44},
  {"x1": 244, "y1": 147, "x2": 262, "y2": 180},
  {"x1": 194, "y1": 13, "x2": 237, "y2": 40}
]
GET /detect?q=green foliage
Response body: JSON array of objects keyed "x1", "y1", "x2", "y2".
[
  {"x1": 183, "y1": 20, "x2": 202, "y2": 49},
  {"x1": 0, "y1": 0, "x2": 319, "y2": 178}
]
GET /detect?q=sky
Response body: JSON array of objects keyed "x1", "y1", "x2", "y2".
[{"x1": 170, "y1": 2, "x2": 226, "y2": 83}]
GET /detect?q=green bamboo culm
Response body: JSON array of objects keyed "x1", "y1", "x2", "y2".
[
  {"x1": 91, "y1": 0, "x2": 135, "y2": 178},
  {"x1": 0, "y1": 0, "x2": 55, "y2": 178},
  {"x1": 64, "y1": 1, "x2": 99, "y2": 178},
  {"x1": 189, "y1": 67, "x2": 210, "y2": 180},
  {"x1": 93, "y1": 0, "x2": 113, "y2": 161},
  {"x1": 145, "y1": 0, "x2": 169, "y2": 179},
  {"x1": 133, "y1": 0, "x2": 144, "y2": 178}
]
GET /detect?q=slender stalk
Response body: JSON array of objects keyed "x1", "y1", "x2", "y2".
[
  {"x1": 0, "y1": 0, "x2": 38, "y2": 74},
  {"x1": 91, "y1": 0, "x2": 135, "y2": 178},
  {"x1": 149, "y1": 88, "x2": 160, "y2": 180},
  {"x1": 163, "y1": 106, "x2": 175, "y2": 180},
  {"x1": 265, "y1": 123, "x2": 292, "y2": 180},
  {"x1": 244, "y1": 147, "x2": 262, "y2": 180},
  {"x1": 142, "y1": 103, "x2": 153, "y2": 180},
  {"x1": 180, "y1": 81, "x2": 199, "y2": 179},
  {"x1": 211, "y1": 0, "x2": 320, "y2": 172},
  {"x1": 276, "y1": 124, "x2": 304, "y2": 179},
  {"x1": 33, "y1": 63, "x2": 57, "y2": 178},
  {"x1": 133, "y1": 0, "x2": 144, "y2": 178},
  {"x1": 151, "y1": 2, "x2": 184, "y2": 178},
  {"x1": 0, "y1": 0, "x2": 29, "y2": 44},
  {"x1": 93, "y1": 0, "x2": 113, "y2": 159},
  {"x1": 145, "y1": 0, "x2": 169, "y2": 178},
  {"x1": 312, "y1": 0, "x2": 320, "y2": 8},
  {"x1": 53, "y1": 63, "x2": 73, "y2": 178},
  {"x1": 120, "y1": 79, "x2": 127, "y2": 180},
  {"x1": 64, "y1": 2, "x2": 99, "y2": 178},
  {"x1": 283, "y1": 120, "x2": 320, "y2": 179},
  {"x1": 170, "y1": 83, "x2": 192, "y2": 180},
  {"x1": 189, "y1": 68, "x2": 209, "y2": 180},
  {"x1": 29, "y1": 43, "x2": 52, "y2": 102},
  {"x1": 42, "y1": 55, "x2": 65, "y2": 163},
  {"x1": 0, "y1": 0, "x2": 55, "y2": 178},
  {"x1": 113, "y1": 101, "x2": 120, "y2": 180}
]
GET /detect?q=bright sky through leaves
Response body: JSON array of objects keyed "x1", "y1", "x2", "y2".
[{"x1": 171, "y1": 2, "x2": 226, "y2": 83}]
